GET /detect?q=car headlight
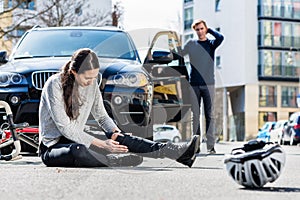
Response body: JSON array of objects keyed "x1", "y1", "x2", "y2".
[
  {"x1": 106, "y1": 72, "x2": 149, "y2": 87},
  {"x1": 0, "y1": 72, "x2": 24, "y2": 87}
]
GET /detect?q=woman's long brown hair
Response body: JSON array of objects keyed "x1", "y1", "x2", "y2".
[{"x1": 61, "y1": 48, "x2": 99, "y2": 119}]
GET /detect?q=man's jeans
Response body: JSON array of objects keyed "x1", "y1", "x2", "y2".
[{"x1": 190, "y1": 85, "x2": 215, "y2": 150}]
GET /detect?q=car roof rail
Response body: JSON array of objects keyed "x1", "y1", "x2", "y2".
[{"x1": 32, "y1": 25, "x2": 41, "y2": 29}]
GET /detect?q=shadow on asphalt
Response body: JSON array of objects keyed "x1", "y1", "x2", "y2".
[
  {"x1": 189, "y1": 166, "x2": 223, "y2": 170},
  {"x1": 241, "y1": 187, "x2": 300, "y2": 193},
  {"x1": 195, "y1": 153, "x2": 225, "y2": 157},
  {"x1": 0, "y1": 160, "x2": 42, "y2": 165}
]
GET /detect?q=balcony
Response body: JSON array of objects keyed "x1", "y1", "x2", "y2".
[{"x1": 258, "y1": 5, "x2": 300, "y2": 20}]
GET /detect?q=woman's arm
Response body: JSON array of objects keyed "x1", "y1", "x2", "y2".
[{"x1": 91, "y1": 137, "x2": 128, "y2": 153}]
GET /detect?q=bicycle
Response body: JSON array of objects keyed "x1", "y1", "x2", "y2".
[{"x1": 0, "y1": 100, "x2": 38, "y2": 161}]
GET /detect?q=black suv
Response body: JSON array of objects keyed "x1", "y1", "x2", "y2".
[{"x1": 0, "y1": 26, "x2": 190, "y2": 139}]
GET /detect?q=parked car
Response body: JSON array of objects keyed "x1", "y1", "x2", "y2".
[
  {"x1": 269, "y1": 120, "x2": 288, "y2": 143},
  {"x1": 280, "y1": 112, "x2": 300, "y2": 145},
  {"x1": 153, "y1": 124, "x2": 182, "y2": 143},
  {"x1": 256, "y1": 121, "x2": 276, "y2": 142},
  {"x1": 0, "y1": 26, "x2": 190, "y2": 140}
]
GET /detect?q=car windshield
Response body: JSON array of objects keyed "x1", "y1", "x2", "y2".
[{"x1": 13, "y1": 29, "x2": 138, "y2": 60}]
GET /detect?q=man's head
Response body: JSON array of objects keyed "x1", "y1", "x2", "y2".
[{"x1": 192, "y1": 19, "x2": 208, "y2": 41}]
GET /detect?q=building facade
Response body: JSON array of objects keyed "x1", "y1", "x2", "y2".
[{"x1": 182, "y1": 0, "x2": 300, "y2": 140}]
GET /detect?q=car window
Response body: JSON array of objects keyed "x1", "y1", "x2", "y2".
[
  {"x1": 13, "y1": 29, "x2": 137, "y2": 60},
  {"x1": 165, "y1": 127, "x2": 174, "y2": 131},
  {"x1": 154, "y1": 127, "x2": 164, "y2": 132}
]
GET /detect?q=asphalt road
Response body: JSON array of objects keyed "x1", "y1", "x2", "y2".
[{"x1": 0, "y1": 142, "x2": 299, "y2": 200}]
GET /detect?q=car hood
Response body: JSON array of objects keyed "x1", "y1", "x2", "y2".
[
  {"x1": 0, "y1": 57, "x2": 67, "y2": 74},
  {"x1": 0, "y1": 57, "x2": 144, "y2": 77},
  {"x1": 100, "y1": 59, "x2": 145, "y2": 79}
]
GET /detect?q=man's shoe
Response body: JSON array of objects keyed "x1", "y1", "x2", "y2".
[
  {"x1": 195, "y1": 145, "x2": 200, "y2": 154},
  {"x1": 176, "y1": 135, "x2": 200, "y2": 168},
  {"x1": 207, "y1": 147, "x2": 216, "y2": 154},
  {"x1": 106, "y1": 153, "x2": 143, "y2": 167}
]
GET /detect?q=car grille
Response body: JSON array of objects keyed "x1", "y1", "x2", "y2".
[{"x1": 31, "y1": 70, "x2": 59, "y2": 90}]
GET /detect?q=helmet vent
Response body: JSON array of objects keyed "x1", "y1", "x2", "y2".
[
  {"x1": 230, "y1": 165, "x2": 236, "y2": 179},
  {"x1": 251, "y1": 163, "x2": 261, "y2": 186},
  {"x1": 263, "y1": 163, "x2": 272, "y2": 178},
  {"x1": 241, "y1": 167, "x2": 246, "y2": 182},
  {"x1": 271, "y1": 158, "x2": 281, "y2": 171}
]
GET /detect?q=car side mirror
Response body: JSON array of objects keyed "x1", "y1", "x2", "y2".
[
  {"x1": 150, "y1": 51, "x2": 173, "y2": 64},
  {"x1": 0, "y1": 51, "x2": 8, "y2": 64}
]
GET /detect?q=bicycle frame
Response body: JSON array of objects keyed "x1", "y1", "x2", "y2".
[{"x1": 0, "y1": 101, "x2": 28, "y2": 161}]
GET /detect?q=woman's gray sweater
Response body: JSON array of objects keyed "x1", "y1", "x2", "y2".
[{"x1": 39, "y1": 73, "x2": 117, "y2": 148}]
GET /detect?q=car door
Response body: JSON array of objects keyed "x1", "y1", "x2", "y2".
[{"x1": 143, "y1": 31, "x2": 191, "y2": 124}]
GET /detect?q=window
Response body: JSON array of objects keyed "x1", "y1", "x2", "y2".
[
  {"x1": 294, "y1": 0, "x2": 300, "y2": 19},
  {"x1": 7, "y1": 0, "x2": 35, "y2": 10},
  {"x1": 184, "y1": 34, "x2": 193, "y2": 43},
  {"x1": 215, "y1": 0, "x2": 221, "y2": 12},
  {"x1": 283, "y1": 23, "x2": 292, "y2": 47},
  {"x1": 284, "y1": 51, "x2": 294, "y2": 76},
  {"x1": 16, "y1": 29, "x2": 26, "y2": 37},
  {"x1": 216, "y1": 56, "x2": 221, "y2": 68},
  {"x1": 184, "y1": 7, "x2": 193, "y2": 30},
  {"x1": 263, "y1": 21, "x2": 272, "y2": 46},
  {"x1": 281, "y1": 86, "x2": 298, "y2": 107},
  {"x1": 259, "y1": 21, "x2": 300, "y2": 48},
  {"x1": 259, "y1": 85, "x2": 277, "y2": 107},
  {"x1": 263, "y1": 51, "x2": 273, "y2": 76},
  {"x1": 294, "y1": 23, "x2": 300, "y2": 47},
  {"x1": 259, "y1": 49, "x2": 299, "y2": 78},
  {"x1": 262, "y1": 0, "x2": 272, "y2": 16},
  {"x1": 0, "y1": 0, "x2": 3, "y2": 13},
  {"x1": 274, "y1": 22, "x2": 282, "y2": 46},
  {"x1": 259, "y1": 0, "x2": 300, "y2": 19},
  {"x1": 295, "y1": 52, "x2": 300, "y2": 68},
  {"x1": 258, "y1": 112, "x2": 277, "y2": 128},
  {"x1": 284, "y1": 0, "x2": 293, "y2": 18},
  {"x1": 273, "y1": 51, "x2": 282, "y2": 75},
  {"x1": 273, "y1": 0, "x2": 282, "y2": 17}
]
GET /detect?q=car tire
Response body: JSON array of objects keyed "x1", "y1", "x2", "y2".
[
  {"x1": 173, "y1": 136, "x2": 180, "y2": 143},
  {"x1": 290, "y1": 132, "x2": 295, "y2": 146}
]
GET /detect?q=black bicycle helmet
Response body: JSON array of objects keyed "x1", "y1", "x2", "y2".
[{"x1": 224, "y1": 140, "x2": 286, "y2": 188}]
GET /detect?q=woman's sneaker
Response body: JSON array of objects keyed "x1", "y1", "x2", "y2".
[
  {"x1": 176, "y1": 135, "x2": 200, "y2": 167},
  {"x1": 106, "y1": 153, "x2": 143, "y2": 167}
]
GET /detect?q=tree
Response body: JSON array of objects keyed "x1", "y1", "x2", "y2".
[
  {"x1": 0, "y1": 0, "x2": 123, "y2": 51},
  {"x1": 37, "y1": 0, "x2": 112, "y2": 27},
  {"x1": 0, "y1": 0, "x2": 56, "y2": 40}
]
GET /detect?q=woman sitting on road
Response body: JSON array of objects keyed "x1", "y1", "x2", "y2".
[{"x1": 38, "y1": 48, "x2": 199, "y2": 168}]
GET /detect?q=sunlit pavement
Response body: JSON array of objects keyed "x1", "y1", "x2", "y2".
[{"x1": 0, "y1": 142, "x2": 299, "y2": 200}]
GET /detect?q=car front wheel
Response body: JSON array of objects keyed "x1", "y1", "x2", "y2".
[
  {"x1": 173, "y1": 136, "x2": 181, "y2": 143},
  {"x1": 290, "y1": 132, "x2": 295, "y2": 145}
]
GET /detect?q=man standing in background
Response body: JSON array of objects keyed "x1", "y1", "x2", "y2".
[{"x1": 182, "y1": 19, "x2": 224, "y2": 154}]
